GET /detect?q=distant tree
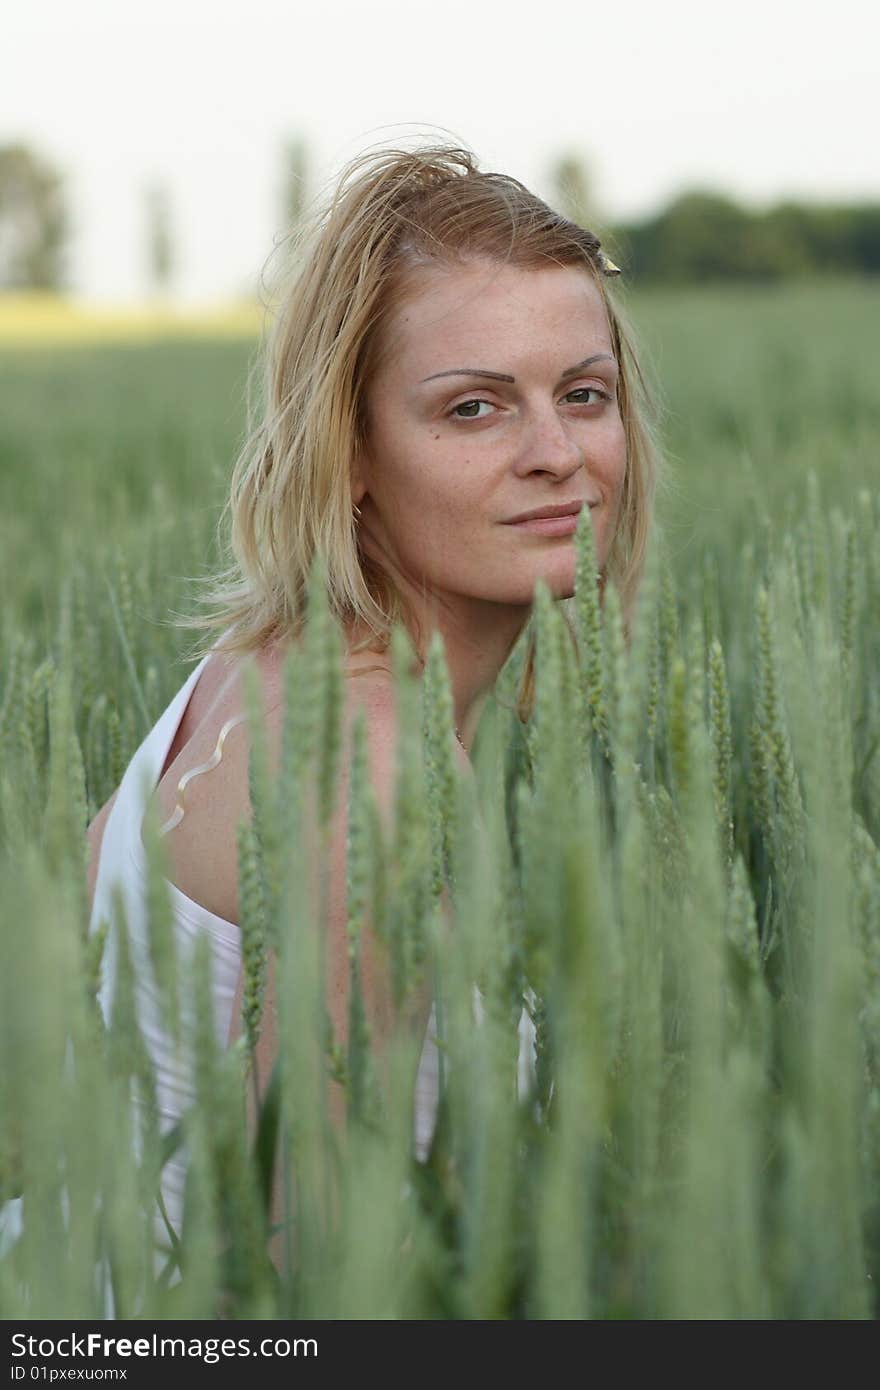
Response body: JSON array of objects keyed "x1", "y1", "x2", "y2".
[
  {"x1": 550, "y1": 151, "x2": 625, "y2": 268},
  {"x1": 754, "y1": 201, "x2": 816, "y2": 277},
  {"x1": 281, "y1": 134, "x2": 310, "y2": 234},
  {"x1": 0, "y1": 143, "x2": 69, "y2": 292},
  {"x1": 808, "y1": 203, "x2": 880, "y2": 274},
  {"x1": 651, "y1": 190, "x2": 756, "y2": 281},
  {"x1": 550, "y1": 152, "x2": 597, "y2": 230},
  {"x1": 144, "y1": 181, "x2": 174, "y2": 299},
  {"x1": 846, "y1": 205, "x2": 880, "y2": 273}
]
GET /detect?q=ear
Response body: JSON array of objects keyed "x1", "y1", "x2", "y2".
[{"x1": 351, "y1": 444, "x2": 369, "y2": 509}]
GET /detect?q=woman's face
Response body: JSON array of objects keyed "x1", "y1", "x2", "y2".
[{"x1": 353, "y1": 257, "x2": 627, "y2": 619}]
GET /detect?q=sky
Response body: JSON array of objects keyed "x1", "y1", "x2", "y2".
[{"x1": 3, "y1": 0, "x2": 878, "y2": 304}]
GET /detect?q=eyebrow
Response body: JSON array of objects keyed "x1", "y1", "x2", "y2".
[{"x1": 420, "y1": 353, "x2": 617, "y2": 384}]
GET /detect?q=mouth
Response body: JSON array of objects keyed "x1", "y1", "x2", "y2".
[
  {"x1": 504, "y1": 501, "x2": 597, "y2": 538},
  {"x1": 504, "y1": 500, "x2": 596, "y2": 525},
  {"x1": 507, "y1": 514, "x2": 582, "y2": 537}
]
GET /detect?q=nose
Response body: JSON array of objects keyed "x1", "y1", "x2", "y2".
[{"x1": 516, "y1": 403, "x2": 585, "y2": 478}]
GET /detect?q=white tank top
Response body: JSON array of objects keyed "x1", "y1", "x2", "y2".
[
  {"x1": 86, "y1": 637, "x2": 447, "y2": 1258},
  {"x1": 0, "y1": 637, "x2": 535, "y2": 1304}
]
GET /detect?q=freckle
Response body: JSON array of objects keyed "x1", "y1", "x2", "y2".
[{"x1": 432, "y1": 433, "x2": 439, "y2": 440}]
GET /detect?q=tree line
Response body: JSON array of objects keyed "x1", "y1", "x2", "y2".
[
  {"x1": 608, "y1": 190, "x2": 880, "y2": 281},
  {"x1": 1, "y1": 140, "x2": 877, "y2": 295}
]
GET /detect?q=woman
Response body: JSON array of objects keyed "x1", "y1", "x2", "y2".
[{"x1": 85, "y1": 139, "x2": 660, "y2": 1284}]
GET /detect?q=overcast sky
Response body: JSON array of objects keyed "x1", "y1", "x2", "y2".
[{"x1": 4, "y1": 0, "x2": 878, "y2": 304}]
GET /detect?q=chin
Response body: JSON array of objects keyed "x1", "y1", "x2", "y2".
[{"x1": 538, "y1": 567, "x2": 577, "y2": 602}]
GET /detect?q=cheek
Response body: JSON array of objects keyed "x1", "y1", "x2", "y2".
[{"x1": 597, "y1": 415, "x2": 627, "y2": 485}]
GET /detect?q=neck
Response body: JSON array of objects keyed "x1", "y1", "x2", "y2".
[{"x1": 345, "y1": 594, "x2": 531, "y2": 754}]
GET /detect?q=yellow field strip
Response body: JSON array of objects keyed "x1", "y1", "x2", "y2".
[{"x1": 0, "y1": 293, "x2": 263, "y2": 346}]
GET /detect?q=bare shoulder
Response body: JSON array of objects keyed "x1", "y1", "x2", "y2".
[{"x1": 327, "y1": 670, "x2": 402, "y2": 823}]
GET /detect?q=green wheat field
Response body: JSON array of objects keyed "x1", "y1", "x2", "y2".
[{"x1": 0, "y1": 275, "x2": 878, "y2": 1319}]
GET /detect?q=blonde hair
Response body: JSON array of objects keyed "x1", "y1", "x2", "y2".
[{"x1": 171, "y1": 138, "x2": 665, "y2": 719}]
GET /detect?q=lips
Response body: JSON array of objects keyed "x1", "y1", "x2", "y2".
[{"x1": 504, "y1": 501, "x2": 595, "y2": 524}]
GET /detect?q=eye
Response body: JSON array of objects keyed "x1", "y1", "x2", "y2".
[
  {"x1": 565, "y1": 387, "x2": 613, "y2": 406},
  {"x1": 449, "y1": 398, "x2": 494, "y2": 420},
  {"x1": 448, "y1": 387, "x2": 611, "y2": 421}
]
